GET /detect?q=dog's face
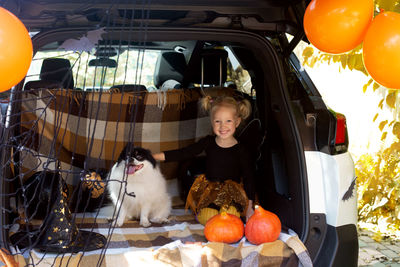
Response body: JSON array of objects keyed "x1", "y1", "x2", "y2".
[{"x1": 116, "y1": 144, "x2": 156, "y2": 176}]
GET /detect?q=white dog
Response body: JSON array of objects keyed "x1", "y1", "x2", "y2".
[{"x1": 107, "y1": 144, "x2": 171, "y2": 227}]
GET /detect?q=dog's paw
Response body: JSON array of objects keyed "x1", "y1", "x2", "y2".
[
  {"x1": 115, "y1": 218, "x2": 125, "y2": 227},
  {"x1": 140, "y1": 220, "x2": 151, "y2": 227},
  {"x1": 150, "y1": 217, "x2": 170, "y2": 224}
]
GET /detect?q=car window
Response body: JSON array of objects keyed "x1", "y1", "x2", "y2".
[
  {"x1": 25, "y1": 44, "x2": 160, "y2": 90},
  {"x1": 226, "y1": 46, "x2": 253, "y2": 96},
  {"x1": 24, "y1": 40, "x2": 254, "y2": 99}
]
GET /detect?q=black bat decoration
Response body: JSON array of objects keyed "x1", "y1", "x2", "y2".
[
  {"x1": 59, "y1": 28, "x2": 105, "y2": 52},
  {"x1": 342, "y1": 177, "x2": 357, "y2": 201}
]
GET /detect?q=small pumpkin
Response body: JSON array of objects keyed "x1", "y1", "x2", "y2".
[
  {"x1": 197, "y1": 208, "x2": 219, "y2": 225},
  {"x1": 204, "y1": 212, "x2": 244, "y2": 243},
  {"x1": 219, "y1": 205, "x2": 240, "y2": 218},
  {"x1": 245, "y1": 205, "x2": 281, "y2": 245},
  {"x1": 0, "y1": 248, "x2": 17, "y2": 267}
]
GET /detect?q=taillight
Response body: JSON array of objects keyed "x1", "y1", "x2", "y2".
[
  {"x1": 331, "y1": 112, "x2": 348, "y2": 154},
  {"x1": 335, "y1": 113, "x2": 346, "y2": 144}
]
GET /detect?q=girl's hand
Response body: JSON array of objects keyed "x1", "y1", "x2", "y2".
[
  {"x1": 152, "y1": 152, "x2": 165, "y2": 161},
  {"x1": 246, "y1": 200, "x2": 254, "y2": 222}
]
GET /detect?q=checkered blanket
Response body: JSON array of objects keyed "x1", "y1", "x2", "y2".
[
  {"x1": 19, "y1": 88, "x2": 210, "y2": 184},
  {"x1": 13, "y1": 206, "x2": 312, "y2": 267}
]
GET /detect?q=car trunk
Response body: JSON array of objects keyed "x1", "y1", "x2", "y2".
[{"x1": 0, "y1": 0, "x2": 312, "y2": 265}]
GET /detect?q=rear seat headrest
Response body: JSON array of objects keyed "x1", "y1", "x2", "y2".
[
  {"x1": 154, "y1": 52, "x2": 187, "y2": 88},
  {"x1": 192, "y1": 49, "x2": 228, "y2": 86},
  {"x1": 40, "y1": 58, "x2": 74, "y2": 89},
  {"x1": 24, "y1": 80, "x2": 64, "y2": 91}
]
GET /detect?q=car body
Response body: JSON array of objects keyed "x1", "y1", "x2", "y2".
[{"x1": 0, "y1": 1, "x2": 357, "y2": 266}]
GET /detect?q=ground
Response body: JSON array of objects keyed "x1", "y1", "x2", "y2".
[{"x1": 359, "y1": 228, "x2": 400, "y2": 266}]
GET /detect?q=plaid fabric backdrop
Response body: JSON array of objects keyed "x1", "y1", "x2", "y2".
[{"x1": 19, "y1": 88, "x2": 211, "y2": 185}]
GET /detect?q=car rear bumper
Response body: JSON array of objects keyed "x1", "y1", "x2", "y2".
[{"x1": 314, "y1": 224, "x2": 358, "y2": 267}]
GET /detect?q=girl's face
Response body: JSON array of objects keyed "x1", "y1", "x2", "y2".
[{"x1": 211, "y1": 105, "x2": 241, "y2": 140}]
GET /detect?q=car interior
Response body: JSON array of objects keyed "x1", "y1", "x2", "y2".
[{"x1": 16, "y1": 29, "x2": 307, "y2": 231}]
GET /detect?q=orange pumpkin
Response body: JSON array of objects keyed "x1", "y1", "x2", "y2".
[
  {"x1": 0, "y1": 248, "x2": 18, "y2": 267},
  {"x1": 204, "y1": 212, "x2": 244, "y2": 243},
  {"x1": 245, "y1": 205, "x2": 281, "y2": 245}
]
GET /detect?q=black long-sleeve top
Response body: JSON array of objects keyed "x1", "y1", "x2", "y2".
[{"x1": 164, "y1": 135, "x2": 255, "y2": 200}]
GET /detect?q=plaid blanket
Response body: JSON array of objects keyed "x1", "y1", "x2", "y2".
[
  {"x1": 13, "y1": 207, "x2": 312, "y2": 267},
  {"x1": 19, "y1": 88, "x2": 210, "y2": 184},
  {"x1": 8, "y1": 179, "x2": 312, "y2": 267}
]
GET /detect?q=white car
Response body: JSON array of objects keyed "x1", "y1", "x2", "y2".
[{"x1": 0, "y1": 0, "x2": 357, "y2": 266}]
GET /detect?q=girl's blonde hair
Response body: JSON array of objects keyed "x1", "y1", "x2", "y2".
[{"x1": 200, "y1": 95, "x2": 251, "y2": 121}]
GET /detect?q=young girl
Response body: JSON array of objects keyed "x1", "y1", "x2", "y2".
[{"x1": 153, "y1": 95, "x2": 255, "y2": 223}]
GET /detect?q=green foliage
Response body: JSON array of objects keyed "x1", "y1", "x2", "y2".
[
  {"x1": 386, "y1": 91, "x2": 397, "y2": 109},
  {"x1": 393, "y1": 122, "x2": 400, "y2": 138},
  {"x1": 358, "y1": 87, "x2": 400, "y2": 230},
  {"x1": 356, "y1": 105, "x2": 400, "y2": 233},
  {"x1": 226, "y1": 58, "x2": 252, "y2": 94},
  {"x1": 301, "y1": 44, "x2": 367, "y2": 75},
  {"x1": 376, "y1": 0, "x2": 400, "y2": 12},
  {"x1": 356, "y1": 140, "x2": 400, "y2": 230},
  {"x1": 379, "y1": 120, "x2": 388, "y2": 131}
]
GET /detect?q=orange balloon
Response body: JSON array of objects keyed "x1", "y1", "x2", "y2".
[
  {"x1": 363, "y1": 12, "x2": 400, "y2": 89},
  {"x1": 0, "y1": 7, "x2": 33, "y2": 92},
  {"x1": 304, "y1": 0, "x2": 374, "y2": 54}
]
